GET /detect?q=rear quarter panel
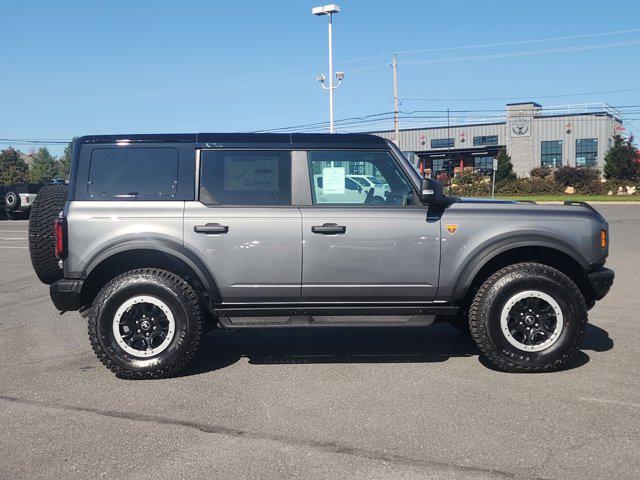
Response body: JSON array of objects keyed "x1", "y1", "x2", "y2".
[{"x1": 63, "y1": 201, "x2": 185, "y2": 278}]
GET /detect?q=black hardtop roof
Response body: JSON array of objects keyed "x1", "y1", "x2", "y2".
[{"x1": 77, "y1": 132, "x2": 388, "y2": 148}]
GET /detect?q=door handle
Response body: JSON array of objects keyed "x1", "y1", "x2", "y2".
[
  {"x1": 311, "y1": 223, "x2": 346, "y2": 235},
  {"x1": 194, "y1": 223, "x2": 229, "y2": 234}
]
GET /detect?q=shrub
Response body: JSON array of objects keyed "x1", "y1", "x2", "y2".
[
  {"x1": 455, "y1": 169, "x2": 485, "y2": 185},
  {"x1": 436, "y1": 172, "x2": 450, "y2": 183},
  {"x1": 553, "y1": 166, "x2": 599, "y2": 188},
  {"x1": 579, "y1": 180, "x2": 608, "y2": 195},
  {"x1": 530, "y1": 166, "x2": 553, "y2": 178},
  {"x1": 496, "y1": 177, "x2": 562, "y2": 196},
  {"x1": 451, "y1": 180, "x2": 491, "y2": 197}
]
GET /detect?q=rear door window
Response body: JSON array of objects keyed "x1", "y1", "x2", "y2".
[
  {"x1": 199, "y1": 150, "x2": 292, "y2": 206},
  {"x1": 87, "y1": 147, "x2": 178, "y2": 198}
]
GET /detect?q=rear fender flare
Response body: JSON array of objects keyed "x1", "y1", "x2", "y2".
[{"x1": 81, "y1": 238, "x2": 221, "y2": 305}]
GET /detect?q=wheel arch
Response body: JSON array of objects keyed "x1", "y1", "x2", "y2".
[
  {"x1": 451, "y1": 236, "x2": 595, "y2": 308},
  {"x1": 81, "y1": 239, "x2": 221, "y2": 311}
]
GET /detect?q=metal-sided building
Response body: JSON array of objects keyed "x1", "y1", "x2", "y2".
[{"x1": 369, "y1": 102, "x2": 624, "y2": 177}]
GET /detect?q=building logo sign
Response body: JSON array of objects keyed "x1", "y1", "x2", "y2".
[{"x1": 509, "y1": 116, "x2": 532, "y2": 137}]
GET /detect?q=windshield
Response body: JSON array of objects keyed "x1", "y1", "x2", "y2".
[
  {"x1": 350, "y1": 177, "x2": 370, "y2": 187},
  {"x1": 387, "y1": 141, "x2": 421, "y2": 188},
  {"x1": 367, "y1": 176, "x2": 386, "y2": 186}
]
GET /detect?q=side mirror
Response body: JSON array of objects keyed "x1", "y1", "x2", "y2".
[{"x1": 420, "y1": 177, "x2": 452, "y2": 205}]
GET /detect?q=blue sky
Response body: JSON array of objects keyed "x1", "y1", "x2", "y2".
[{"x1": 3, "y1": 0, "x2": 640, "y2": 155}]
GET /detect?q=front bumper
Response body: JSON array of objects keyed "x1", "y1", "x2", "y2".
[
  {"x1": 50, "y1": 279, "x2": 84, "y2": 312},
  {"x1": 587, "y1": 267, "x2": 615, "y2": 300}
]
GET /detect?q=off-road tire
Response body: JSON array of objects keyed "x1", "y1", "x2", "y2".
[
  {"x1": 4, "y1": 191, "x2": 20, "y2": 210},
  {"x1": 469, "y1": 262, "x2": 587, "y2": 372},
  {"x1": 88, "y1": 269, "x2": 205, "y2": 379},
  {"x1": 28, "y1": 184, "x2": 68, "y2": 284}
]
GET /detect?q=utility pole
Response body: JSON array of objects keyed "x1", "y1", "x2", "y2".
[{"x1": 392, "y1": 53, "x2": 399, "y2": 143}]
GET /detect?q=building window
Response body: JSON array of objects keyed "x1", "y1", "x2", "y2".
[
  {"x1": 541, "y1": 140, "x2": 562, "y2": 168},
  {"x1": 474, "y1": 156, "x2": 494, "y2": 175},
  {"x1": 431, "y1": 138, "x2": 454, "y2": 149},
  {"x1": 431, "y1": 159, "x2": 444, "y2": 173},
  {"x1": 576, "y1": 138, "x2": 598, "y2": 167},
  {"x1": 473, "y1": 135, "x2": 498, "y2": 146}
]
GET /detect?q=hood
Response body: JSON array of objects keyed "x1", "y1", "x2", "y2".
[{"x1": 456, "y1": 197, "x2": 605, "y2": 221}]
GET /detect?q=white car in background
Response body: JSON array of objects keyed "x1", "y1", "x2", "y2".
[
  {"x1": 312, "y1": 174, "x2": 367, "y2": 204},
  {"x1": 347, "y1": 175, "x2": 390, "y2": 197},
  {"x1": 3, "y1": 190, "x2": 36, "y2": 220}
]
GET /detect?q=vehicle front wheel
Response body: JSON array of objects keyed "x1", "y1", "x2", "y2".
[
  {"x1": 469, "y1": 262, "x2": 587, "y2": 372},
  {"x1": 88, "y1": 269, "x2": 205, "y2": 379}
]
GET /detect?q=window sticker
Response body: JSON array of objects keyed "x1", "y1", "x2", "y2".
[
  {"x1": 321, "y1": 167, "x2": 345, "y2": 194},
  {"x1": 224, "y1": 156, "x2": 279, "y2": 192}
]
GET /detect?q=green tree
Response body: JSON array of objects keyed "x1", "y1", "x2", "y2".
[
  {"x1": 57, "y1": 137, "x2": 77, "y2": 178},
  {"x1": 495, "y1": 148, "x2": 516, "y2": 182},
  {"x1": 603, "y1": 134, "x2": 638, "y2": 181},
  {"x1": 29, "y1": 147, "x2": 59, "y2": 183},
  {"x1": 0, "y1": 148, "x2": 29, "y2": 185}
]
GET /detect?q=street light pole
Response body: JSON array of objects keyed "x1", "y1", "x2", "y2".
[
  {"x1": 313, "y1": 4, "x2": 343, "y2": 133},
  {"x1": 327, "y1": 11, "x2": 334, "y2": 133}
]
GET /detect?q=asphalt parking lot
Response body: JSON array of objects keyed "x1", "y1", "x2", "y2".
[{"x1": 0, "y1": 205, "x2": 638, "y2": 480}]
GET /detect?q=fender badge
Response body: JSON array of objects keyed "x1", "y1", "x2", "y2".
[{"x1": 445, "y1": 224, "x2": 459, "y2": 235}]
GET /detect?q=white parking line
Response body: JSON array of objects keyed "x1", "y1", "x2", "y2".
[
  {"x1": 0, "y1": 237, "x2": 26, "y2": 240},
  {"x1": 0, "y1": 246, "x2": 28, "y2": 249},
  {"x1": 578, "y1": 397, "x2": 640, "y2": 409}
]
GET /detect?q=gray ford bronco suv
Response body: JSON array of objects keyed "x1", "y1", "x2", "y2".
[{"x1": 28, "y1": 133, "x2": 614, "y2": 378}]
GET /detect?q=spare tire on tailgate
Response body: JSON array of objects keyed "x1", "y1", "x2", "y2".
[
  {"x1": 29, "y1": 184, "x2": 68, "y2": 284},
  {"x1": 4, "y1": 191, "x2": 20, "y2": 210}
]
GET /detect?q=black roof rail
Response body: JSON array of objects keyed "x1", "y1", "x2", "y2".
[
  {"x1": 77, "y1": 132, "x2": 388, "y2": 148},
  {"x1": 563, "y1": 200, "x2": 598, "y2": 213}
]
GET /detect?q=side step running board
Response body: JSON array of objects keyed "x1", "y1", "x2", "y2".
[{"x1": 214, "y1": 303, "x2": 458, "y2": 328}]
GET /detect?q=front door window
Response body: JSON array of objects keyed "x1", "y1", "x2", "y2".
[{"x1": 308, "y1": 150, "x2": 415, "y2": 206}]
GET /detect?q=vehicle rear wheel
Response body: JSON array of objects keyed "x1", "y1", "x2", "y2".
[
  {"x1": 28, "y1": 184, "x2": 68, "y2": 284},
  {"x1": 469, "y1": 262, "x2": 587, "y2": 372},
  {"x1": 88, "y1": 269, "x2": 205, "y2": 379}
]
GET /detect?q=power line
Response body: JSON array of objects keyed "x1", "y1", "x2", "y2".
[
  {"x1": 398, "y1": 28, "x2": 640, "y2": 55},
  {"x1": 6, "y1": 104, "x2": 640, "y2": 142},
  {"x1": 199, "y1": 27, "x2": 640, "y2": 82},
  {"x1": 6, "y1": 29, "x2": 640, "y2": 104},
  {"x1": 304, "y1": 39, "x2": 640, "y2": 79},
  {"x1": 404, "y1": 87, "x2": 640, "y2": 102}
]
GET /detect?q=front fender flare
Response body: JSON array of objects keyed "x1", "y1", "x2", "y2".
[{"x1": 448, "y1": 234, "x2": 589, "y2": 301}]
